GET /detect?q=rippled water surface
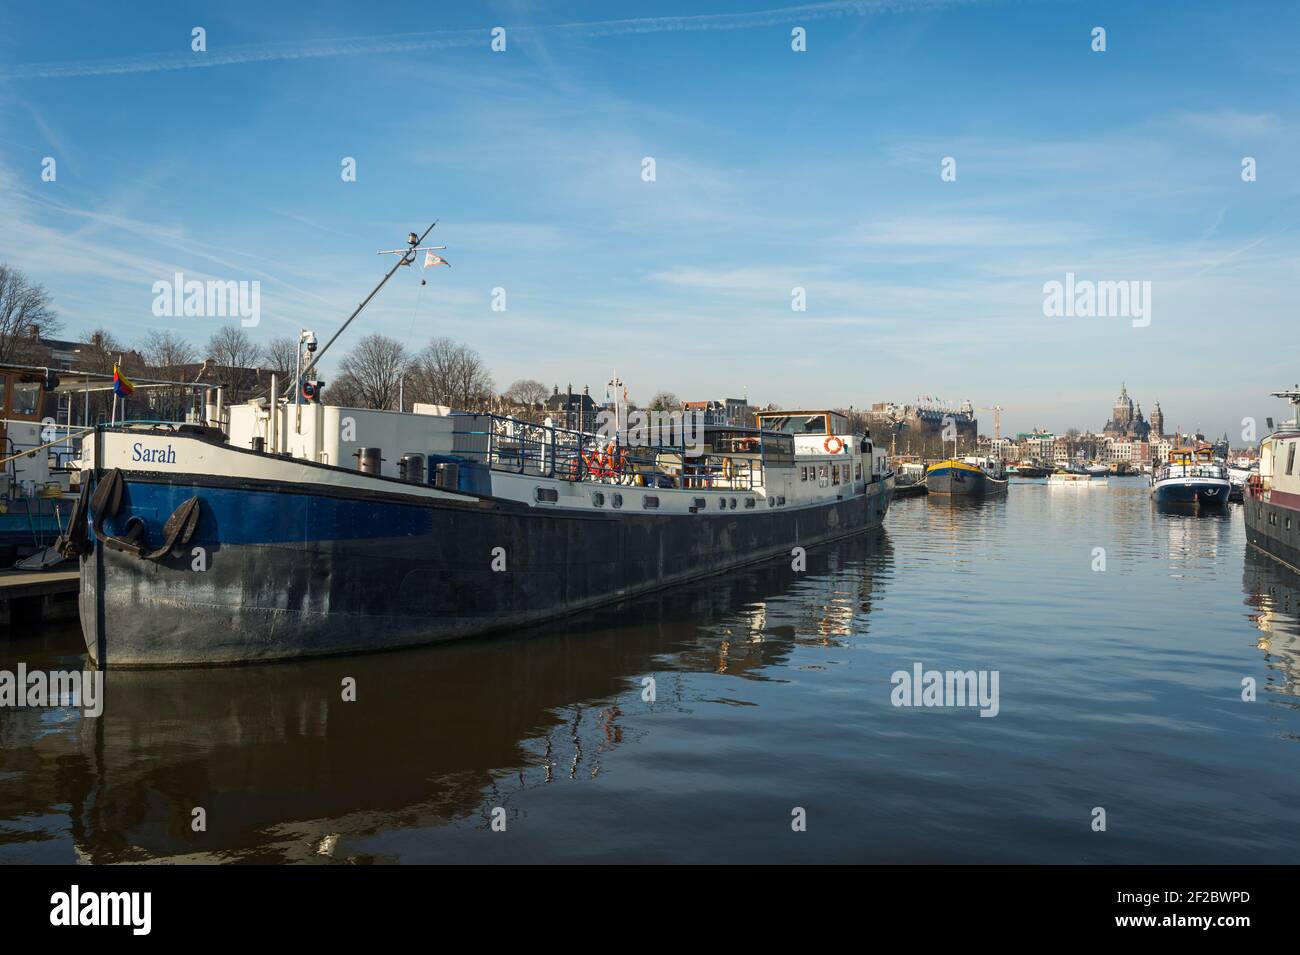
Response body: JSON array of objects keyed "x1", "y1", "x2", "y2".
[{"x1": 2, "y1": 476, "x2": 1298, "y2": 863}]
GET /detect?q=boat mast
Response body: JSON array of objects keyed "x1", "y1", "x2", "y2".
[
  {"x1": 1271, "y1": 388, "x2": 1300, "y2": 430},
  {"x1": 289, "y1": 222, "x2": 443, "y2": 397}
]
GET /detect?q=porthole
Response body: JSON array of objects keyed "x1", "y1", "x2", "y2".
[
  {"x1": 592, "y1": 492, "x2": 605, "y2": 507},
  {"x1": 744, "y1": 498, "x2": 755, "y2": 508},
  {"x1": 644, "y1": 496, "x2": 659, "y2": 509},
  {"x1": 729, "y1": 497, "x2": 737, "y2": 509},
  {"x1": 694, "y1": 497, "x2": 706, "y2": 510},
  {"x1": 535, "y1": 487, "x2": 558, "y2": 503}
]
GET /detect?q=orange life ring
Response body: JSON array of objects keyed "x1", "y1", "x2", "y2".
[{"x1": 824, "y1": 436, "x2": 844, "y2": 454}]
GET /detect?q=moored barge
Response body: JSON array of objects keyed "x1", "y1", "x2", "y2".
[
  {"x1": 68, "y1": 399, "x2": 892, "y2": 667},
  {"x1": 1244, "y1": 390, "x2": 1300, "y2": 571},
  {"x1": 925, "y1": 457, "x2": 1008, "y2": 498}
]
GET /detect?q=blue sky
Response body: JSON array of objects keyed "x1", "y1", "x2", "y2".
[{"x1": 1, "y1": 0, "x2": 1297, "y2": 437}]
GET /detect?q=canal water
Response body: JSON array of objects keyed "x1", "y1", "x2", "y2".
[{"x1": 2, "y1": 476, "x2": 1297, "y2": 863}]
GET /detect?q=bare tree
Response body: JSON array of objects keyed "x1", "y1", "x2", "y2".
[
  {"x1": 324, "y1": 371, "x2": 363, "y2": 408},
  {"x1": 335, "y1": 333, "x2": 409, "y2": 410},
  {"x1": 263, "y1": 336, "x2": 300, "y2": 382},
  {"x1": 502, "y1": 378, "x2": 548, "y2": 420},
  {"x1": 140, "y1": 330, "x2": 198, "y2": 421},
  {"x1": 504, "y1": 378, "x2": 548, "y2": 406},
  {"x1": 408, "y1": 337, "x2": 495, "y2": 412},
  {"x1": 0, "y1": 265, "x2": 61, "y2": 364},
  {"x1": 140, "y1": 330, "x2": 196, "y2": 370},
  {"x1": 206, "y1": 326, "x2": 263, "y2": 403},
  {"x1": 649, "y1": 391, "x2": 680, "y2": 412}
]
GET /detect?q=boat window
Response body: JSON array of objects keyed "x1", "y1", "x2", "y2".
[
  {"x1": 759, "y1": 433, "x2": 795, "y2": 467},
  {"x1": 693, "y1": 497, "x2": 706, "y2": 510},
  {"x1": 592, "y1": 492, "x2": 605, "y2": 506},
  {"x1": 535, "y1": 487, "x2": 558, "y2": 503},
  {"x1": 643, "y1": 496, "x2": 659, "y2": 509},
  {"x1": 612, "y1": 494, "x2": 623, "y2": 508},
  {"x1": 855, "y1": 463, "x2": 862, "y2": 480},
  {"x1": 10, "y1": 381, "x2": 40, "y2": 417},
  {"x1": 761, "y1": 414, "x2": 828, "y2": 435},
  {"x1": 718, "y1": 496, "x2": 726, "y2": 508},
  {"x1": 832, "y1": 465, "x2": 841, "y2": 486},
  {"x1": 745, "y1": 498, "x2": 755, "y2": 508},
  {"x1": 819, "y1": 465, "x2": 828, "y2": 488},
  {"x1": 776, "y1": 495, "x2": 786, "y2": 505},
  {"x1": 729, "y1": 497, "x2": 737, "y2": 509},
  {"x1": 801, "y1": 466, "x2": 808, "y2": 482},
  {"x1": 1289, "y1": 443, "x2": 1296, "y2": 476}
]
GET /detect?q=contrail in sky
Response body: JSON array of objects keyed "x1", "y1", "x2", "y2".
[{"x1": 0, "y1": 0, "x2": 981, "y2": 81}]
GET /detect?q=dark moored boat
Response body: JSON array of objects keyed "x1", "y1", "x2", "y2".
[
  {"x1": 1245, "y1": 390, "x2": 1300, "y2": 571},
  {"x1": 66, "y1": 404, "x2": 893, "y2": 667},
  {"x1": 1151, "y1": 444, "x2": 1230, "y2": 508},
  {"x1": 925, "y1": 457, "x2": 1008, "y2": 498},
  {"x1": 1010, "y1": 462, "x2": 1052, "y2": 478}
]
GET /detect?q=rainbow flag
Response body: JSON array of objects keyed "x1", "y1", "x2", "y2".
[{"x1": 112, "y1": 364, "x2": 135, "y2": 398}]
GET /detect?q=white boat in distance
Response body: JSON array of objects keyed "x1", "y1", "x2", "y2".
[{"x1": 1048, "y1": 471, "x2": 1106, "y2": 486}]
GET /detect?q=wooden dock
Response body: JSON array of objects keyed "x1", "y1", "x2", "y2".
[{"x1": 0, "y1": 568, "x2": 79, "y2": 628}]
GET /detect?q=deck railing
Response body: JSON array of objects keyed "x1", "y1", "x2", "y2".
[
  {"x1": 448, "y1": 413, "x2": 760, "y2": 490},
  {"x1": 1155, "y1": 464, "x2": 1226, "y2": 481}
]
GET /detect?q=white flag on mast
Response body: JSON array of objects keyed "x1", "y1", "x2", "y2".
[{"x1": 423, "y1": 250, "x2": 449, "y2": 268}]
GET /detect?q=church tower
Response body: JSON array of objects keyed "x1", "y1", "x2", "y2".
[
  {"x1": 1150, "y1": 402, "x2": 1165, "y2": 438},
  {"x1": 1112, "y1": 384, "x2": 1134, "y2": 431}
]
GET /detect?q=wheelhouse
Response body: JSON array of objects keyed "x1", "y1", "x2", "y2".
[
  {"x1": 753, "y1": 410, "x2": 848, "y2": 436},
  {"x1": 1157, "y1": 443, "x2": 1224, "y2": 481}
]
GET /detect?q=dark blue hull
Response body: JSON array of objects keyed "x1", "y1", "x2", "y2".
[
  {"x1": 925, "y1": 466, "x2": 1007, "y2": 498},
  {"x1": 81, "y1": 472, "x2": 894, "y2": 667},
  {"x1": 1151, "y1": 479, "x2": 1230, "y2": 507}
]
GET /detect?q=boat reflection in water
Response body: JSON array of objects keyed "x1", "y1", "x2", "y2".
[
  {"x1": 0, "y1": 533, "x2": 892, "y2": 864},
  {"x1": 1242, "y1": 546, "x2": 1300, "y2": 700},
  {"x1": 1153, "y1": 493, "x2": 1234, "y2": 573}
]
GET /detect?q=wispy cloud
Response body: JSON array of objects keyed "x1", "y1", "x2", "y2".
[
  {"x1": 0, "y1": 0, "x2": 978, "y2": 80},
  {"x1": 1175, "y1": 108, "x2": 1281, "y2": 139},
  {"x1": 844, "y1": 213, "x2": 1096, "y2": 248}
]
